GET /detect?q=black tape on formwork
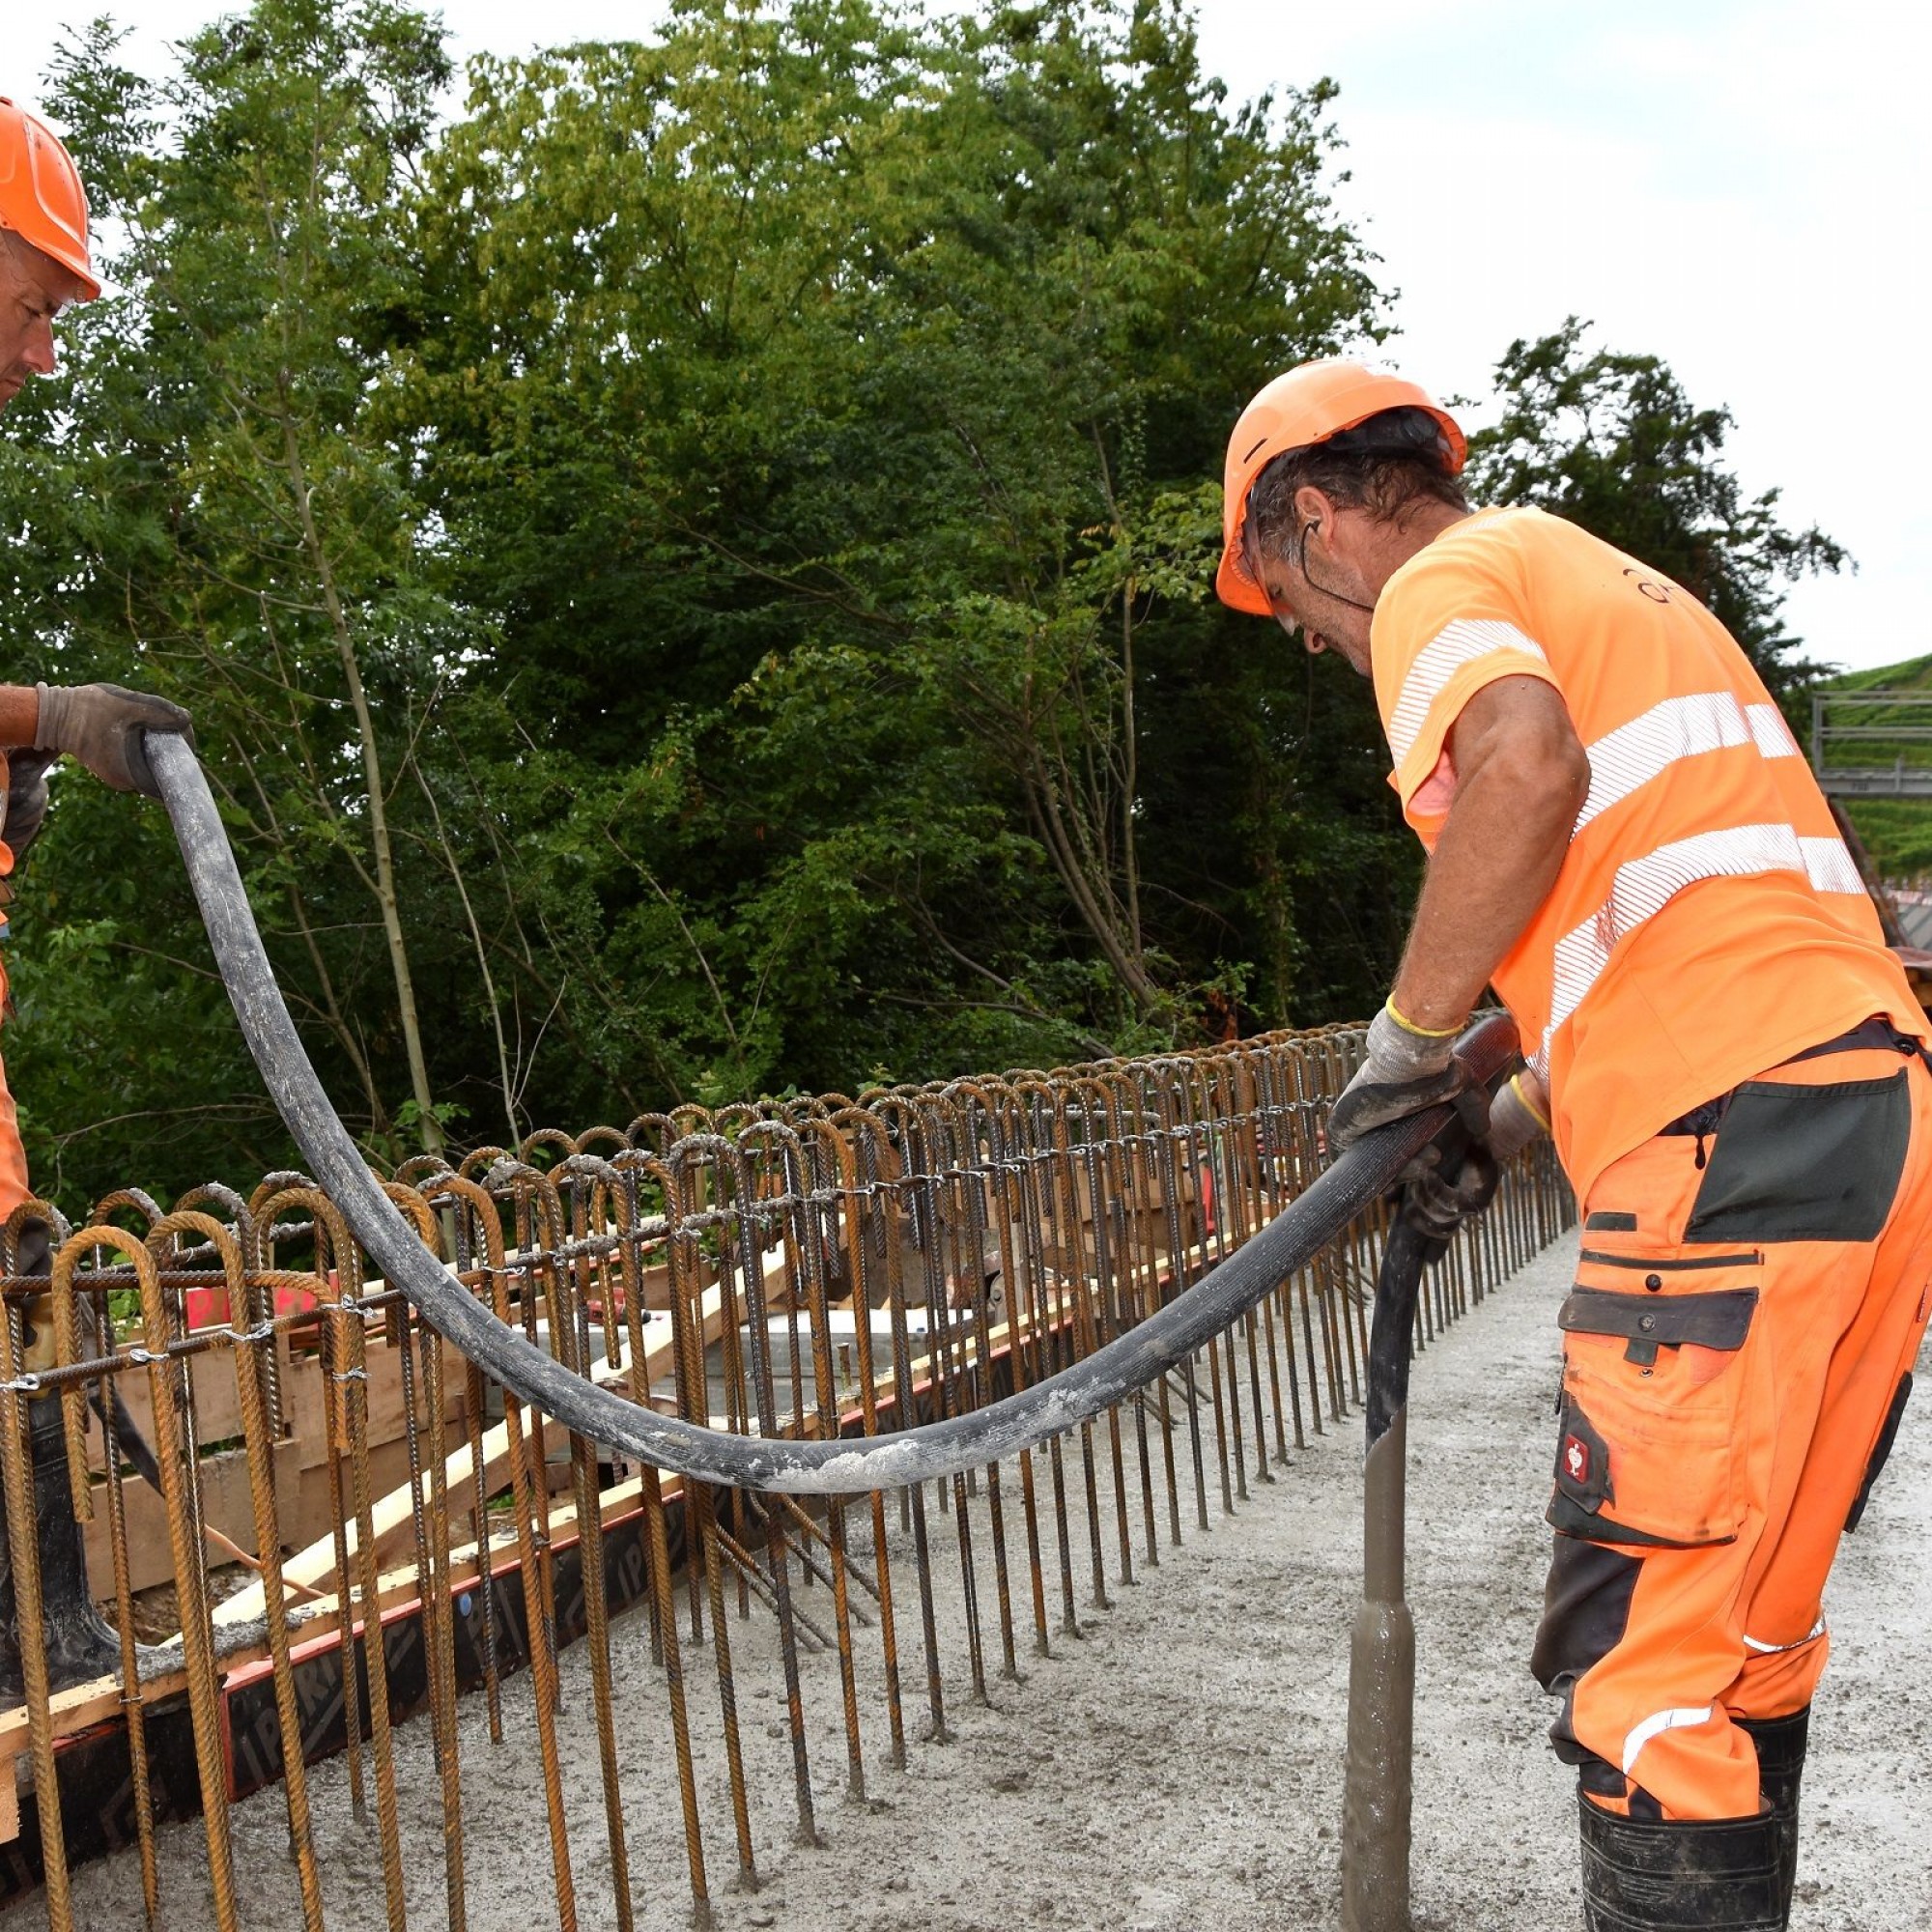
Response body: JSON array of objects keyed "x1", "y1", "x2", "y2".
[{"x1": 149, "y1": 731, "x2": 1519, "y2": 1495}]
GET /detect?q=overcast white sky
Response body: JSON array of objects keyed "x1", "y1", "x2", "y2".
[{"x1": 7, "y1": 1, "x2": 1930, "y2": 670}]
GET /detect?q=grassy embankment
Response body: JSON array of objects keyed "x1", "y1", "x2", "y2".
[{"x1": 1813, "y1": 655, "x2": 1932, "y2": 878}]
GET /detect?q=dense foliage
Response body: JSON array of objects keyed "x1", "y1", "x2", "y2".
[{"x1": 0, "y1": 1, "x2": 1846, "y2": 1209}]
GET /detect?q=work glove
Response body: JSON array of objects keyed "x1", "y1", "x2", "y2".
[
  {"x1": 1397, "y1": 1139, "x2": 1500, "y2": 1264},
  {"x1": 1326, "y1": 1000, "x2": 1478, "y2": 1155},
  {"x1": 33, "y1": 682, "x2": 195, "y2": 798},
  {"x1": 1, "y1": 748, "x2": 55, "y2": 863},
  {"x1": 1484, "y1": 1070, "x2": 1549, "y2": 1165}
]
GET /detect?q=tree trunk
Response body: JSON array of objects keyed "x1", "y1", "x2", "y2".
[{"x1": 275, "y1": 392, "x2": 444, "y2": 1157}]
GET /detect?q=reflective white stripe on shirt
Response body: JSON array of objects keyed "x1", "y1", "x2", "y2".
[
  {"x1": 1743, "y1": 1615, "x2": 1826, "y2": 1656},
  {"x1": 1622, "y1": 1704, "x2": 1714, "y2": 1777},
  {"x1": 1747, "y1": 703, "x2": 1801, "y2": 759},
  {"x1": 1576, "y1": 693, "x2": 1753, "y2": 834},
  {"x1": 1799, "y1": 837, "x2": 1864, "y2": 895},
  {"x1": 1528, "y1": 822, "x2": 1867, "y2": 1078},
  {"x1": 1575, "y1": 693, "x2": 1806, "y2": 836},
  {"x1": 1387, "y1": 619, "x2": 1549, "y2": 770}
]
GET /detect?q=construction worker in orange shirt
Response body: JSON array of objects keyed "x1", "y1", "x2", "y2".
[
  {"x1": 1217, "y1": 359, "x2": 1932, "y2": 1930},
  {"x1": 0, "y1": 96, "x2": 193, "y2": 1690}
]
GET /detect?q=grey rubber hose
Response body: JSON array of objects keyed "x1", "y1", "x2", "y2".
[{"x1": 149, "y1": 732, "x2": 1519, "y2": 1493}]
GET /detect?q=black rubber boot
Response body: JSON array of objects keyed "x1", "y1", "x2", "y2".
[
  {"x1": 1577, "y1": 1791, "x2": 1787, "y2": 1930},
  {"x1": 1737, "y1": 1708, "x2": 1808, "y2": 1922},
  {"x1": 0, "y1": 1218, "x2": 128, "y2": 1700},
  {"x1": 29, "y1": 1394, "x2": 125, "y2": 1688},
  {"x1": 0, "y1": 1394, "x2": 126, "y2": 1699}
]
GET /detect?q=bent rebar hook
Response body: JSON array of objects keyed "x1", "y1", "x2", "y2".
[{"x1": 149, "y1": 732, "x2": 1518, "y2": 1494}]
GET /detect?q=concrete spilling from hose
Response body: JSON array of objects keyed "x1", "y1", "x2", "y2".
[{"x1": 150, "y1": 732, "x2": 1517, "y2": 1494}]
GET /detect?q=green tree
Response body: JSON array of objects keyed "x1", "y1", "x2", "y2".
[
  {"x1": 0, "y1": 0, "x2": 483, "y2": 1199},
  {"x1": 1465, "y1": 318, "x2": 1847, "y2": 696},
  {"x1": 402, "y1": 0, "x2": 1393, "y2": 1095},
  {"x1": 1, "y1": 0, "x2": 1414, "y2": 1207}
]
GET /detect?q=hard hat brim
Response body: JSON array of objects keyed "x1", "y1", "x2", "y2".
[{"x1": 1214, "y1": 546, "x2": 1274, "y2": 618}]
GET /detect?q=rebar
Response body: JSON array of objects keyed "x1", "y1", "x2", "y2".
[{"x1": 0, "y1": 1013, "x2": 1572, "y2": 1929}]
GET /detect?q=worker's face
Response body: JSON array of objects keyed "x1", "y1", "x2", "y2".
[
  {"x1": 1247, "y1": 490, "x2": 1378, "y2": 677},
  {"x1": 0, "y1": 234, "x2": 86, "y2": 413}
]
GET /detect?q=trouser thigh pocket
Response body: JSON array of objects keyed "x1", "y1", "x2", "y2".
[
  {"x1": 1549, "y1": 1246, "x2": 1762, "y2": 1548},
  {"x1": 1685, "y1": 1070, "x2": 1910, "y2": 1243}
]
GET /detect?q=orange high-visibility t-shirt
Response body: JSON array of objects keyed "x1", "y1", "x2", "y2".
[
  {"x1": 1371, "y1": 505, "x2": 1921, "y2": 1199},
  {"x1": 0, "y1": 749, "x2": 26, "y2": 1221}
]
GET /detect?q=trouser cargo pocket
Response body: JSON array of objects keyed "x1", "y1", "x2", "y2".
[
  {"x1": 1684, "y1": 1069, "x2": 1910, "y2": 1243},
  {"x1": 1548, "y1": 1249, "x2": 1761, "y2": 1549}
]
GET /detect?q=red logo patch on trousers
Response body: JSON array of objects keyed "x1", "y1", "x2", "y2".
[{"x1": 1563, "y1": 1434, "x2": 1591, "y2": 1485}]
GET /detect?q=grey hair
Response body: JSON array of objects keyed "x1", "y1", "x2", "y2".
[{"x1": 1242, "y1": 407, "x2": 1468, "y2": 578}]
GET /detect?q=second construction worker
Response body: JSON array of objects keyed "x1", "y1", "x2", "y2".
[
  {"x1": 1216, "y1": 358, "x2": 1932, "y2": 1930},
  {"x1": 0, "y1": 96, "x2": 195, "y2": 1690},
  {"x1": 0, "y1": 93, "x2": 195, "y2": 1223}
]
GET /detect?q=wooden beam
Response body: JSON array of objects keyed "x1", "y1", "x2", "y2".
[{"x1": 214, "y1": 1276, "x2": 730, "y2": 1627}]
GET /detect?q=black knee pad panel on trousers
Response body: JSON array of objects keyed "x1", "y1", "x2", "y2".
[
  {"x1": 1533, "y1": 1533, "x2": 1641, "y2": 1766},
  {"x1": 1845, "y1": 1373, "x2": 1912, "y2": 1531}
]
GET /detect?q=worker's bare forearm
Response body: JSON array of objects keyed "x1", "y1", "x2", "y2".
[
  {"x1": 1389, "y1": 676, "x2": 1589, "y2": 1033},
  {"x1": 0, "y1": 685, "x2": 37, "y2": 745}
]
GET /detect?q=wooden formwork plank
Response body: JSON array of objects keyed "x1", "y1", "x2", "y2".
[
  {"x1": 81, "y1": 1437, "x2": 303, "y2": 1599},
  {"x1": 83, "y1": 1321, "x2": 466, "y2": 1471},
  {"x1": 0, "y1": 1461, "x2": 677, "y2": 1833},
  {"x1": 213, "y1": 1275, "x2": 732, "y2": 1626},
  {"x1": 221, "y1": 1227, "x2": 1212, "y2": 1630},
  {"x1": 82, "y1": 1345, "x2": 249, "y2": 1467},
  {"x1": 276, "y1": 1327, "x2": 468, "y2": 1475}
]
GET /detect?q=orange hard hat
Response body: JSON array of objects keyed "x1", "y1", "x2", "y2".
[
  {"x1": 1215, "y1": 359, "x2": 1464, "y2": 615},
  {"x1": 0, "y1": 99, "x2": 99, "y2": 300}
]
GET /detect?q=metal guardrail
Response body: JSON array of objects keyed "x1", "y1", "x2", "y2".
[
  {"x1": 0, "y1": 1023, "x2": 1573, "y2": 1930},
  {"x1": 1809, "y1": 689, "x2": 1932, "y2": 797}
]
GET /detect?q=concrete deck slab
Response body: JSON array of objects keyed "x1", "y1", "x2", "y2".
[{"x1": 32, "y1": 1233, "x2": 1932, "y2": 1930}]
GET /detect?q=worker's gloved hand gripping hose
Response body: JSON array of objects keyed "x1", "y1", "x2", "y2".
[{"x1": 150, "y1": 733, "x2": 1518, "y2": 1494}]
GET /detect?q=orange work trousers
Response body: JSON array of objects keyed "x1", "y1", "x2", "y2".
[
  {"x1": 0, "y1": 968, "x2": 26, "y2": 1226},
  {"x1": 0, "y1": 1047, "x2": 26, "y2": 1226},
  {"x1": 1532, "y1": 1026, "x2": 1932, "y2": 1821}
]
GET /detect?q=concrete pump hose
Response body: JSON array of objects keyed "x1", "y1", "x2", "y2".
[{"x1": 149, "y1": 731, "x2": 1519, "y2": 1495}]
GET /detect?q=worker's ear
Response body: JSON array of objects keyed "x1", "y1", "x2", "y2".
[{"x1": 1292, "y1": 483, "x2": 1341, "y2": 550}]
